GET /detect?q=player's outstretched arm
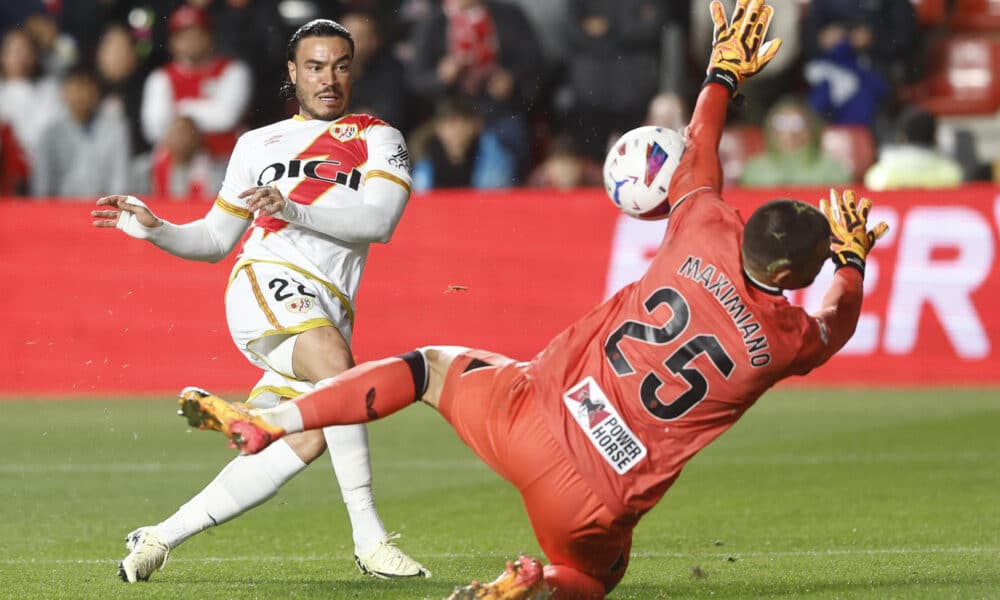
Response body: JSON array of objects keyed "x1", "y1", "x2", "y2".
[
  {"x1": 91, "y1": 194, "x2": 250, "y2": 263},
  {"x1": 240, "y1": 179, "x2": 408, "y2": 245},
  {"x1": 673, "y1": 0, "x2": 783, "y2": 200},
  {"x1": 803, "y1": 189, "x2": 889, "y2": 367}
]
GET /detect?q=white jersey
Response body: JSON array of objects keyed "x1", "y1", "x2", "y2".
[{"x1": 214, "y1": 113, "x2": 412, "y2": 315}]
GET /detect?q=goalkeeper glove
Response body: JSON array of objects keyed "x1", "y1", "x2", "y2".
[
  {"x1": 820, "y1": 189, "x2": 889, "y2": 275},
  {"x1": 705, "y1": 0, "x2": 782, "y2": 96}
]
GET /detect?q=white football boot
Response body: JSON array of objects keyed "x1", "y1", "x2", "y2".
[
  {"x1": 354, "y1": 533, "x2": 431, "y2": 578},
  {"x1": 118, "y1": 527, "x2": 170, "y2": 582}
]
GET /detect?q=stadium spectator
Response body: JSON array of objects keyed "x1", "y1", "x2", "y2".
[
  {"x1": 195, "y1": 0, "x2": 288, "y2": 127},
  {"x1": 558, "y1": 0, "x2": 667, "y2": 160},
  {"x1": 644, "y1": 91, "x2": 689, "y2": 130},
  {"x1": 803, "y1": 25, "x2": 889, "y2": 127},
  {"x1": 138, "y1": 115, "x2": 225, "y2": 200},
  {"x1": 339, "y1": 11, "x2": 409, "y2": 131},
  {"x1": 864, "y1": 106, "x2": 962, "y2": 190},
  {"x1": 740, "y1": 97, "x2": 852, "y2": 187},
  {"x1": 31, "y1": 66, "x2": 131, "y2": 198},
  {"x1": 504, "y1": 0, "x2": 572, "y2": 63},
  {"x1": 526, "y1": 133, "x2": 603, "y2": 191},
  {"x1": 0, "y1": 28, "x2": 61, "y2": 173},
  {"x1": 412, "y1": 96, "x2": 515, "y2": 191},
  {"x1": 23, "y1": 12, "x2": 76, "y2": 77},
  {"x1": 96, "y1": 24, "x2": 148, "y2": 156},
  {"x1": 140, "y1": 5, "x2": 252, "y2": 158},
  {"x1": 179, "y1": 5, "x2": 890, "y2": 598},
  {"x1": 407, "y1": 0, "x2": 543, "y2": 178},
  {"x1": 802, "y1": 0, "x2": 919, "y2": 86},
  {"x1": 801, "y1": 0, "x2": 918, "y2": 135},
  {"x1": 0, "y1": 121, "x2": 30, "y2": 195},
  {"x1": 92, "y1": 19, "x2": 427, "y2": 584}
]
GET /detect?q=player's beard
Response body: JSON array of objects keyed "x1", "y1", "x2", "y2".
[{"x1": 296, "y1": 84, "x2": 347, "y2": 121}]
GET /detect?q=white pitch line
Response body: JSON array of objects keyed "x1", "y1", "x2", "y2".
[
  {"x1": 1, "y1": 547, "x2": 997, "y2": 565},
  {"x1": 0, "y1": 459, "x2": 487, "y2": 474}
]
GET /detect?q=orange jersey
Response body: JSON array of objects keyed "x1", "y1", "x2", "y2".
[{"x1": 528, "y1": 84, "x2": 863, "y2": 521}]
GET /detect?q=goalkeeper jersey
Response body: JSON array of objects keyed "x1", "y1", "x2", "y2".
[
  {"x1": 528, "y1": 84, "x2": 863, "y2": 521},
  {"x1": 215, "y1": 113, "x2": 412, "y2": 310}
]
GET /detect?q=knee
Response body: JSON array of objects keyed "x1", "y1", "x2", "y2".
[
  {"x1": 282, "y1": 429, "x2": 327, "y2": 462},
  {"x1": 292, "y1": 327, "x2": 354, "y2": 383},
  {"x1": 417, "y1": 345, "x2": 466, "y2": 363},
  {"x1": 414, "y1": 346, "x2": 466, "y2": 404}
]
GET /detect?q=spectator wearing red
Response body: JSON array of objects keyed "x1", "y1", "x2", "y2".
[
  {"x1": 148, "y1": 115, "x2": 224, "y2": 200},
  {"x1": 0, "y1": 28, "x2": 61, "y2": 172},
  {"x1": 0, "y1": 121, "x2": 29, "y2": 195},
  {"x1": 140, "y1": 5, "x2": 251, "y2": 159},
  {"x1": 408, "y1": 0, "x2": 544, "y2": 178}
]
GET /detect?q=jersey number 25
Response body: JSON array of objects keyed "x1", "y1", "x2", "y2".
[{"x1": 605, "y1": 287, "x2": 735, "y2": 420}]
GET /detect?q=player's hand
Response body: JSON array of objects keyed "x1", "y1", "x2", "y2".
[
  {"x1": 240, "y1": 185, "x2": 286, "y2": 216},
  {"x1": 705, "y1": 0, "x2": 782, "y2": 95},
  {"x1": 91, "y1": 195, "x2": 161, "y2": 229},
  {"x1": 820, "y1": 189, "x2": 889, "y2": 274}
]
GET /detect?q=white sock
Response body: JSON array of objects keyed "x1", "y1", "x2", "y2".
[
  {"x1": 261, "y1": 401, "x2": 304, "y2": 433},
  {"x1": 323, "y1": 424, "x2": 387, "y2": 555},
  {"x1": 155, "y1": 439, "x2": 307, "y2": 548}
]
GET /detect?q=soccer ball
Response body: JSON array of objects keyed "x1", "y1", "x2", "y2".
[{"x1": 603, "y1": 126, "x2": 685, "y2": 220}]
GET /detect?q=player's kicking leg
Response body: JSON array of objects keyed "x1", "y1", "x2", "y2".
[
  {"x1": 178, "y1": 386, "x2": 286, "y2": 453},
  {"x1": 174, "y1": 385, "x2": 430, "y2": 579},
  {"x1": 178, "y1": 349, "x2": 444, "y2": 453}
]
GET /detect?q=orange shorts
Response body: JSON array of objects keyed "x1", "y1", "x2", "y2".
[{"x1": 436, "y1": 350, "x2": 633, "y2": 590}]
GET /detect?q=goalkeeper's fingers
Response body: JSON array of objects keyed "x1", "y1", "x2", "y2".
[
  {"x1": 738, "y1": 0, "x2": 766, "y2": 52},
  {"x1": 868, "y1": 222, "x2": 890, "y2": 245},
  {"x1": 756, "y1": 38, "x2": 782, "y2": 71},
  {"x1": 710, "y1": 0, "x2": 729, "y2": 43},
  {"x1": 819, "y1": 197, "x2": 840, "y2": 231},
  {"x1": 837, "y1": 189, "x2": 861, "y2": 228},
  {"x1": 822, "y1": 189, "x2": 843, "y2": 224},
  {"x1": 745, "y1": 3, "x2": 778, "y2": 60},
  {"x1": 730, "y1": 0, "x2": 749, "y2": 28}
]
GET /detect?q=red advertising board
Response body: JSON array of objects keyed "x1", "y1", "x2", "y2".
[{"x1": 2, "y1": 185, "x2": 998, "y2": 395}]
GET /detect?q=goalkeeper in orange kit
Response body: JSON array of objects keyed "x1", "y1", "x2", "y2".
[{"x1": 176, "y1": 2, "x2": 888, "y2": 598}]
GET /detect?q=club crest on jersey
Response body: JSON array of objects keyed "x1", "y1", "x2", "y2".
[
  {"x1": 285, "y1": 297, "x2": 314, "y2": 313},
  {"x1": 563, "y1": 377, "x2": 647, "y2": 475},
  {"x1": 329, "y1": 123, "x2": 359, "y2": 142}
]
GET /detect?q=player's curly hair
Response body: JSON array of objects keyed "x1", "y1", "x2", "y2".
[
  {"x1": 279, "y1": 19, "x2": 355, "y2": 101},
  {"x1": 742, "y1": 199, "x2": 831, "y2": 277}
]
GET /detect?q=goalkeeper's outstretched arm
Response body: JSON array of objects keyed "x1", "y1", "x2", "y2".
[
  {"x1": 668, "y1": 0, "x2": 783, "y2": 206},
  {"x1": 794, "y1": 189, "x2": 889, "y2": 372}
]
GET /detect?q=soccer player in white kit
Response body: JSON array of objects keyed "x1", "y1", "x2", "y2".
[{"x1": 91, "y1": 19, "x2": 429, "y2": 582}]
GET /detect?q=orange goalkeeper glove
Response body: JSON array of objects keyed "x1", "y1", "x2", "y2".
[
  {"x1": 820, "y1": 189, "x2": 889, "y2": 275},
  {"x1": 704, "y1": 0, "x2": 782, "y2": 96}
]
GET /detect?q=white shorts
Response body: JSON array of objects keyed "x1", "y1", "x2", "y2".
[
  {"x1": 245, "y1": 369, "x2": 316, "y2": 408},
  {"x1": 225, "y1": 260, "x2": 354, "y2": 382}
]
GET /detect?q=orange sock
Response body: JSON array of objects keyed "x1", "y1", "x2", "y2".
[
  {"x1": 543, "y1": 564, "x2": 607, "y2": 600},
  {"x1": 294, "y1": 351, "x2": 427, "y2": 430}
]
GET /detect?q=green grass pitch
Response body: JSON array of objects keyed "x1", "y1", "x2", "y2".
[{"x1": 1, "y1": 389, "x2": 998, "y2": 599}]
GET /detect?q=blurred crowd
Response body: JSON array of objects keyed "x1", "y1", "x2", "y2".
[{"x1": 0, "y1": 0, "x2": 992, "y2": 199}]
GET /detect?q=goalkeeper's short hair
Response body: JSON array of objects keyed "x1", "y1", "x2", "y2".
[{"x1": 741, "y1": 199, "x2": 831, "y2": 277}]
